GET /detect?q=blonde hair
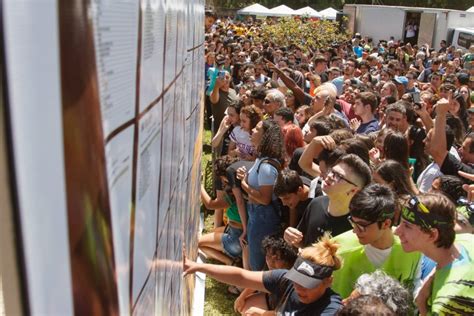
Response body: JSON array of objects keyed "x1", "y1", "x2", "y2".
[{"x1": 300, "y1": 233, "x2": 342, "y2": 270}]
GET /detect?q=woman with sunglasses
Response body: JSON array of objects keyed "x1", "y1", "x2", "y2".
[{"x1": 395, "y1": 194, "x2": 474, "y2": 315}]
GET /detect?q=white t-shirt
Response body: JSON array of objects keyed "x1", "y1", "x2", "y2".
[
  {"x1": 229, "y1": 126, "x2": 255, "y2": 159},
  {"x1": 417, "y1": 162, "x2": 442, "y2": 193},
  {"x1": 364, "y1": 244, "x2": 392, "y2": 267}
]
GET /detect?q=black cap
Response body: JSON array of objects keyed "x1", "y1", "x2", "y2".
[{"x1": 284, "y1": 257, "x2": 334, "y2": 289}]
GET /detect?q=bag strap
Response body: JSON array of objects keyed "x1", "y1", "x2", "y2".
[{"x1": 256, "y1": 158, "x2": 281, "y2": 174}]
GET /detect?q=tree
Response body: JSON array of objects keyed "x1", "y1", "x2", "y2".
[{"x1": 253, "y1": 17, "x2": 350, "y2": 51}]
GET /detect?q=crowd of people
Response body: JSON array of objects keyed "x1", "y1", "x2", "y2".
[{"x1": 186, "y1": 14, "x2": 474, "y2": 315}]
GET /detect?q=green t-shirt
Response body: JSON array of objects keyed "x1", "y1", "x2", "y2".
[
  {"x1": 332, "y1": 230, "x2": 421, "y2": 298},
  {"x1": 429, "y1": 233, "x2": 474, "y2": 315},
  {"x1": 224, "y1": 194, "x2": 241, "y2": 223}
]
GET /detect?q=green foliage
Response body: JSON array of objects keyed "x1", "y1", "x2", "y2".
[
  {"x1": 254, "y1": 17, "x2": 350, "y2": 51},
  {"x1": 207, "y1": 0, "x2": 473, "y2": 11}
]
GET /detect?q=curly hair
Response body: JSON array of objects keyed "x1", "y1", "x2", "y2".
[
  {"x1": 214, "y1": 155, "x2": 240, "y2": 177},
  {"x1": 338, "y1": 295, "x2": 395, "y2": 315},
  {"x1": 354, "y1": 270, "x2": 412, "y2": 315},
  {"x1": 258, "y1": 119, "x2": 285, "y2": 161},
  {"x1": 240, "y1": 104, "x2": 263, "y2": 131},
  {"x1": 261, "y1": 234, "x2": 298, "y2": 268}
]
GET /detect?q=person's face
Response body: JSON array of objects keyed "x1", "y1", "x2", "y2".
[
  {"x1": 468, "y1": 112, "x2": 474, "y2": 127},
  {"x1": 394, "y1": 219, "x2": 431, "y2": 253},
  {"x1": 288, "y1": 55, "x2": 296, "y2": 65},
  {"x1": 227, "y1": 107, "x2": 240, "y2": 125},
  {"x1": 348, "y1": 215, "x2": 385, "y2": 245},
  {"x1": 273, "y1": 114, "x2": 286, "y2": 128},
  {"x1": 429, "y1": 177, "x2": 442, "y2": 193},
  {"x1": 381, "y1": 83, "x2": 392, "y2": 97},
  {"x1": 386, "y1": 111, "x2": 406, "y2": 131},
  {"x1": 278, "y1": 60, "x2": 288, "y2": 68},
  {"x1": 224, "y1": 55, "x2": 231, "y2": 66},
  {"x1": 449, "y1": 99, "x2": 460, "y2": 115},
  {"x1": 255, "y1": 65, "x2": 263, "y2": 76},
  {"x1": 250, "y1": 121, "x2": 264, "y2": 146},
  {"x1": 353, "y1": 99, "x2": 367, "y2": 116},
  {"x1": 263, "y1": 97, "x2": 279, "y2": 116},
  {"x1": 460, "y1": 87, "x2": 469, "y2": 102},
  {"x1": 460, "y1": 138, "x2": 474, "y2": 164},
  {"x1": 430, "y1": 75, "x2": 441, "y2": 88},
  {"x1": 453, "y1": 58, "x2": 460, "y2": 68},
  {"x1": 380, "y1": 71, "x2": 390, "y2": 82},
  {"x1": 311, "y1": 91, "x2": 328, "y2": 113},
  {"x1": 240, "y1": 113, "x2": 251, "y2": 132},
  {"x1": 322, "y1": 163, "x2": 359, "y2": 197},
  {"x1": 292, "y1": 279, "x2": 330, "y2": 304},
  {"x1": 207, "y1": 54, "x2": 215, "y2": 65},
  {"x1": 278, "y1": 191, "x2": 301, "y2": 209},
  {"x1": 344, "y1": 61, "x2": 355, "y2": 76},
  {"x1": 285, "y1": 93, "x2": 295, "y2": 106},
  {"x1": 359, "y1": 65, "x2": 368, "y2": 75},
  {"x1": 303, "y1": 127, "x2": 316, "y2": 144},
  {"x1": 295, "y1": 109, "x2": 305, "y2": 125},
  {"x1": 431, "y1": 63, "x2": 440, "y2": 71}
]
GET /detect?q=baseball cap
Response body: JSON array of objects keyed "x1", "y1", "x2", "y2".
[
  {"x1": 393, "y1": 76, "x2": 408, "y2": 88},
  {"x1": 284, "y1": 257, "x2": 334, "y2": 289}
]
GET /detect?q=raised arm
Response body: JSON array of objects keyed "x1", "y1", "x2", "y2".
[
  {"x1": 430, "y1": 97, "x2": 449, "y2": 166},
  {"x1": 183, "y1": 256, "x2": 268, "y2": 293}
]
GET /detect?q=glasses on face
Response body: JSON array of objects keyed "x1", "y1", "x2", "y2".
[
  {"x1": 327, "y1": 169, "x2": 359, "y2": 187},
  {"x1": 264, "y1": 99, "x2": 272, "y2": 104},
  {"x1": 347, "y1": 216, "x2": 374, "y2": 232}
]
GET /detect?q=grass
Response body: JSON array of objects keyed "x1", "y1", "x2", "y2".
[{"x1": 201, "y1": 124, "x2": 239, "y2": 316}]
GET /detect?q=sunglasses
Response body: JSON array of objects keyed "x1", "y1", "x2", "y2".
[
  {"x1": 264, "y1": 99, "x2": 272, "y2": 104},
  {"x1": 327, "y1": 169, "x2": 359, "y2": 187},
  {"x1": 347, "y1": 216, "x2": 374, "y2": 233}
]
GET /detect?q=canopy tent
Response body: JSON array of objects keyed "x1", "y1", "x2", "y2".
[
  {"x1": 237, "y1": 3, "x2": 270, "y2": 16},
  {"x1": 268, "y1": 5, "x2": 296, "y2": 17},
  {"x1": 294, "y1": 6, "x2": 321, "y2": 18},
  {"x1": 319, "y1": 7, "x2": 339, "y2": 20},
  {"x1": 467, "y1": 6, "x2": 474, "y2": 12}
]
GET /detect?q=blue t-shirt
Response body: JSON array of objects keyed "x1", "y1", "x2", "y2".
[
  {"x1": 247, "y1": 158, "x2": 279, "y2": 188},
  {"x1": 356, "y1": 118, "x2": 379, "y2": 134},
  {"x1": 353, "y1": 46, "x2": 363, "y2": 58},
  {"x1": 263, "y1": 269, "x2": 343, "y2": 316}
]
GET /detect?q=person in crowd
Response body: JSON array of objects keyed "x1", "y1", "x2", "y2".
[
  {"x1": 331, "y1": 184, "x2": 420, "y2": 299},
  {"x1": 274, "y1": 107, "x2": 294, "y2": 129},
  {"x1": 351, "y1": 91, "x2": 379, "y2": 134},
  {"x1": 343, "y1": 270, "x2": 412, "y2": 315},
  {"x1": 395, "y1": 193, "x2": 474, "y2": 315},
  {"x1": 262, "y1": 89, "x2": 286, "y2": 118},
  {"x1": 184, "y1": 234, "x2": 345, "y2": 315},
  {"x1": 199, "y1": 155, "x2": 243, "y2": 265},
  {"x1": 337, "y1": 295, "x2": 395, "y2": 315},
  {"x1": 233, "y1": 234, "x2": 298, "y2": 314},
  {"x1": 236, "y1": 119, "x2": 284, "y2": 271},
  {"x1": 210, "y1": 69, "x2": 239, "y2": 132},
  {"x1": 274, "y1": 169, "x2": 312, "y2": 228},
  {"x1": 284, "y1": 154, "x2": 372, "y2": 248},
  {"x1": 294, "y1": 105, "x2": 312, "y2": 129},
  {"x1": 429, "y1": 96, "x2": 474, "y2": 175}
]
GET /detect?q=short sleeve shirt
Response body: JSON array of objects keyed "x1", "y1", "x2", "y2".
[
  {"x1": 263, "y1": 269, "x2": 343, "y2": 316},
  {"x1": 440, "y1": 152, "x2": 474, "y2": 177}
]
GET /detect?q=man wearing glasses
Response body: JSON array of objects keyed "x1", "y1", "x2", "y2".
[
  {"x1": 284, "y1": 154, "x2": 371, "y2": 249},
  {"x1": 395, "y1": 194, "x2": 474, "y2": 315},
  {"x1": 331, "y1": 184, "x2": 421, "y2": 299}
]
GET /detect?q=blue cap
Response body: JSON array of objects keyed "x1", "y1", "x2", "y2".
[{"x1": 393, "y1": 76, "x2": 408, "y2": 88}]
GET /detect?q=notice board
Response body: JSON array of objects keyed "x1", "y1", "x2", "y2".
[{"x1": 2, "y1": 0, "x2": 204, "y2": 314}]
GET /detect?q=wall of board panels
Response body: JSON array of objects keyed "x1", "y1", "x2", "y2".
[{"x1": 1, "y1": 0, "x2": 204, "y2": 314}]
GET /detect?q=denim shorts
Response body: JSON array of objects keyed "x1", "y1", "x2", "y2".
[{"x1": 221, "y1": 225, "x2": 243, "y2": 259}]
